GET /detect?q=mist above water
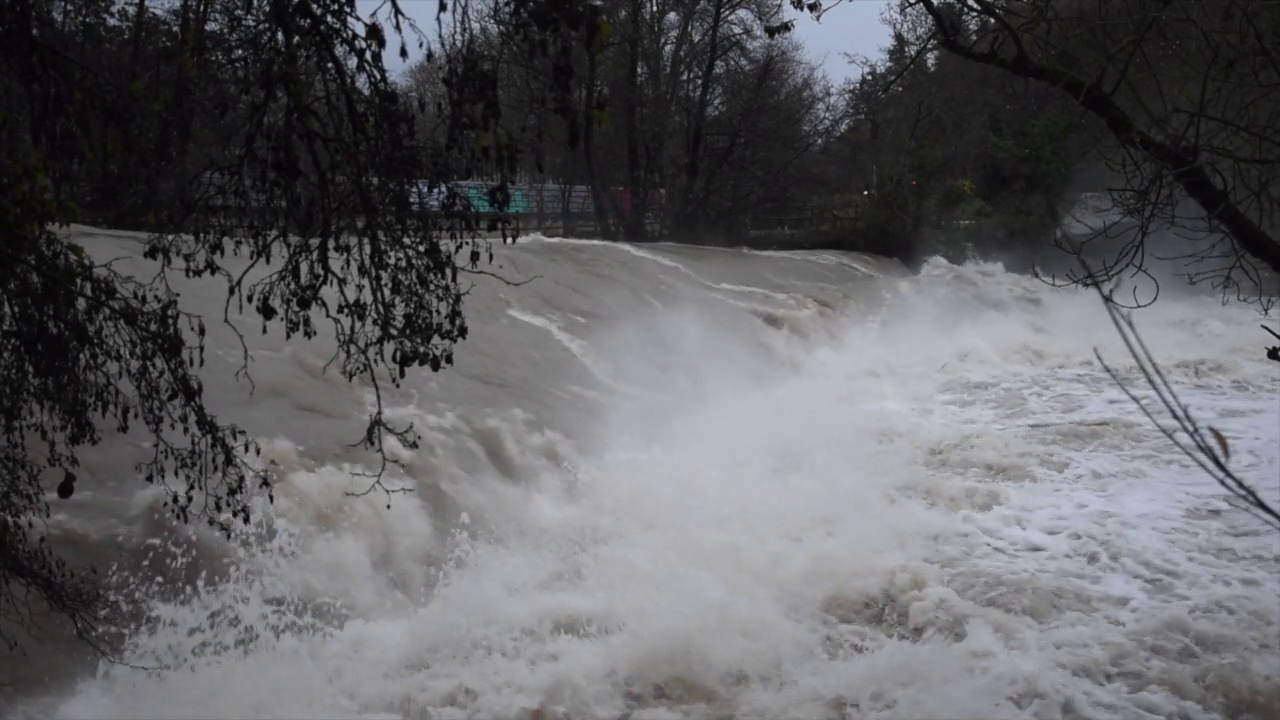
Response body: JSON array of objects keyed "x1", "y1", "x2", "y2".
[{"x1": 6, "y1": 228, "x2": 1278, "y2": 720}]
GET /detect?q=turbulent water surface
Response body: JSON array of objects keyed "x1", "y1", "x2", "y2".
[{"x1": 6, "y1": 226, "x2": 1279, "y2": 720}]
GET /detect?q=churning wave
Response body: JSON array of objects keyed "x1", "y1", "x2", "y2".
[{"x1": 5, "y1": 228, "x2": 1279, "y2": 720}]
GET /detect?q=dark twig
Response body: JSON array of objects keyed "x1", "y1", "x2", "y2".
[
  {"x1": 1083, "y1": 256, "x2": 1280, "y2": 530},
  {"x1": 1263, "y1": 324, "x2": 1280, "y2": 363}
]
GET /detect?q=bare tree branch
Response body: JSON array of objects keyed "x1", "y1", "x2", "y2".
[
  {"x1": 915, "y1": 0, "x2": 1280, "y2": 288},
  {"x1": 1082, "y1": 256, "x2": 1280, "y2": 530}
]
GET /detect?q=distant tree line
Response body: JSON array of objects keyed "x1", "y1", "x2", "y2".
[
  {"x1": 394, "y1": 0, "x2": 1111, "y2": 267},
  {"x1": 439, "y1": 0, "x2": 1275, "y2": 283},
  {"x1": 826, "y1": 2, "x2": 1095, "y2": 267},
  {"x1": 402, "y1": 0, "x2": 847, "y2": 245}
]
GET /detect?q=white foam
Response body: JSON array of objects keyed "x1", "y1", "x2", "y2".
[
  {"x1": 21, "y1": 254, "x2": 1280, "y2": 720},
  {"x1": 506, "y1": 306, "x2": 615, "y2": 386},
  {"x1": 527, "y1": 236, "x2": 816, "y2": 304}
]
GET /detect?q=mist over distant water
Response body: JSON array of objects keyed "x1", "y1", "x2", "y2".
[{"x1": 4, "y1": 226, "x2": 1278, "y2": 720}]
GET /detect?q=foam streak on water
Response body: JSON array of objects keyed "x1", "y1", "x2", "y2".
[{"x1": 8, "y1": 235, "x2": 1279, "y2": 720}]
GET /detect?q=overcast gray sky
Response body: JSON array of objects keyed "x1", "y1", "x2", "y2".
[
  {"x1": 791, "y1": 0, "x2": 892, "y2": 83},
  {"x1": 364, "y1": 0, "x2": 893, "y2": 85}
]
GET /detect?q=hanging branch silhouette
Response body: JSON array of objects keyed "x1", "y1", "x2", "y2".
[{"x1": 1084, "y1": 257, "x2": 1280, "y2": 530}]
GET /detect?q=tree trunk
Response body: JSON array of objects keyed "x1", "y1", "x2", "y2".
[
  {"x1": 621, "y1": 0, "x2": 645, "y2": 242},
  {"x1": 581, "y1": 47, "x2": 615, "y2": 239},
  {"x1": 675, "y1": 0, "x2": 726, "y2": 241}
]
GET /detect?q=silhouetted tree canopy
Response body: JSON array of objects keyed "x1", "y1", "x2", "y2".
[{"x1": 0, "y1": 0, "x2": 602, "y2": 652}]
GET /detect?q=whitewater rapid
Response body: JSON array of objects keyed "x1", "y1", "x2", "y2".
[{"x1": 5, "y1": 229, "x2": 1279, "y2": 720}]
